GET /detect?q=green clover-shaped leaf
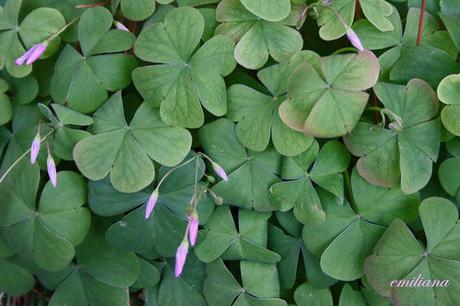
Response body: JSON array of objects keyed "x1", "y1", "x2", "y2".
[
  {"x1": 51, "y1": 7, "x2": 136, "y2": 113},
  {"x1": 74, "y1": 92, "x2": 192, "y2": 193},
  {"x1": 39, "y1": 103, "x2": 93, "y2": 160},
  {"x1": 216, "y1": 0, "x2": 303, "y2": 70},
  {"x1": 0, "y1": 0, "x2": 65, "y2": 77},
  {"x1": 45, "y1": 219, "x2": 140, "y2": 306},
  {"x1": 199, "y1": 118, "x2": 282, "y2": 211},
  {"x1": 195, "y1": 206, "x2": 280, "y2": 263},
  {"x1": 280, "y1": 50, "x2": 379, "y2": 138},
  {"x1": 105, "y1": 156, "x2": 215, "y2": 256},
  {"x1": 344, "y1": 79, "x2": 440, "y2": 194},
  {"x1": 302, "y1": 169, "x2": 419, "y2": 281},
  {"x1": 365, "y1": 197, "x2": 460, "y2": 305},
  {"x1": 317, "y1": 0, "x2": 393, "y2": 41},
  {"x1": 227, "y1": 51, "x2": 316, "y2": 156},
  {"x1": 269, "y1": 223, "x2": 336, "y2": 290},
  {"x1": 437, "y1": 74, "x2": 460, "y2": 136},
  {"x1": 133, "y1": 7, "x2": 235, "y2": 128},
  {"x1": 269, "y1": 140, "x2": 350, "y2": 225},
  {"x1": 354, "y1": 7, "x2": 458, "y2": 84},
  {"x1": 204, "y1": 259, "x2": 287, "y2": 306},
  {"x1": 0, "y1": 161, "x2": 91, "y2": 271}
]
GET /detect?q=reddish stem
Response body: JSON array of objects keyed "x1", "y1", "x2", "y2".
[{"x1": 416, "y1": 0, "x2": 426, "y2": 46}]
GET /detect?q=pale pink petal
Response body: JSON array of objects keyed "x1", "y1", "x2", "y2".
[
  {"x1": 25, "y1": 43, "x2": 48, "y2": 65},
  {"x1": 47, "y1": 155, "x2": 57, "y2": 187},
  {"x1": 145, "y1": 189, "x2": 159, "y2": 219},
  {"x1": 346, "y1": 28, "x2": 365, "y2": 51},
  {"x1": 175, "y1": 242, "x2": 189, "y2": 277},
  {"x1": 114, "y1": 21, "x2": 130, "y2": 32},
  {"x1": 30, "y1": 133, "x2": 41, "y2": 164},
  {"x1": 16, "y1": 45, "x2": 38, "y2": 65},
  {"x1": 212, "y1": 162, "x2": 228, "y2": 181},
  {"x1": 188, "y1": 216, "x2": 199, "y2": 246}
]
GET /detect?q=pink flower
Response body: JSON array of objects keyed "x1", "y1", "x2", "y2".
[
  {"x1": 30, "y1": 133, "x2": 41, "y2": 164},
  {"x1": 16, "y1": 43, "x2": 48, "y2": 65},
  {"x1": 188, "y1": 214, "x2": 199, "y2": 246},
  {"x1": 175, "y1": 240, "x2": 189, "y2": 277},
  {"x1": 145, "y1": 189, "x2": 159, "y2": 219},
  {"x1": 47, "y1": 154, "x2": 57, "y2": 187},
  {"x1": 212, "y1": 162, "x2": 228, "y2": 181},
  {"x1": 114, "y1": 21, "x2": 130, "y2": 32},
  {"x1": 346, "y1": 28, "x2": 365, "y2": 51}
]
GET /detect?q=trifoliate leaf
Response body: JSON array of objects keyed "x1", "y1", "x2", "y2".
[
  {"x1": 365, "y1": 197, "x2": 460, "y2": 305},
  {"x1": 48, "y1": 219, "x2": 140, "y2": 306},
  {"x1": 0, "y1": 0, "x2": 65, "y2": 77},
  {"x1": 74, "y1": 92, "x2": 192, "y2": 193},
  {"x1": 279, "y1": 50, "x2": 379, "y2": 138},
  {"x1": 38, "y1": 103, "x2": 93, "y2": 160},
  {"x1": 344, "y1": 79, "x2": 440, "y2": 194},
  {"x1": 51, "y1": 7, "x2": 136, "y2": 113},
  {"x1": 133, "y1": 7, "x2": 235, "y2": 128},
  {"x1": 354, "y1": 7, "x2": 458, "y2": 81},
  {"x1": 227, "y1": 51, "x2": 315, "y2": 156},
  {"x1": 199, "y1": 119, "x2": 282, "y2": 211},
  {"x1": 195, "y1": 206, "x2": 280, "y2": 263},
  {"x1": 0, "y1": 161, "x2": 91, "y2": 271},
  {"x1": 216, "y1": 0, "x2": 302, "y2": 70},
  {"x1": 269, "y1": 140, "x2": 350, "y2": 224},
  {"x1": 302, "y1": 169, "x2": 419, "y2": 281},
  {"x1": 204, "y1": 259, "x2": 287, "y2": 306}
]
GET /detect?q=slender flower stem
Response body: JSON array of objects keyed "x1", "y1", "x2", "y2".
[
  {"x1": 416, "y1": 0, "x2": 426, "y2": 46},
  {"x1": 156, "y1": 156, "x2": 197, "y2": 189},
  {"x1": 0, "y1": 129, "x2": 54, "y2": 184},
  {"x1": 47, "y1": 17, "x2": 80, "y2": 41}
]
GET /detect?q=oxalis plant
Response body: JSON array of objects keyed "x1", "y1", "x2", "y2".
[{"x1": 1, "y1": 0, "x2": 460, "y2": 305}]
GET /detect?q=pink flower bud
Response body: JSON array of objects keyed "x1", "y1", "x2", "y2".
[
  {"x1": 175, "y1": 240, "x2": 189, "y2": 277},
  {"x1": 346, "y1": 28, "x2": 365, "y2": 51},
  {"x1": 16, "y1": 43, "x2": 48, "y2": 66},
  {"x1": 188, "y1": 214, "x2": 199, "y2": 246},
  {"x1": 145, "y1": 189, "x2": 159, "y2": 219},
  {"x1": 47, "y1": 154, "x2": 57, "y2": 187},
  {"x1": 30, "y1": 133, "x2": 41, "y2": 164},
  {"x1": 114, "y1": 21, "x2": 130, "y2": 32},
  {"x1": 212, "y1": 162, "x2": 228, "y2": 181}
]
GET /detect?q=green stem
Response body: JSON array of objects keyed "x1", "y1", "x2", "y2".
[
  {"x1": 47, "y1": 17, "x2": 80, "y2": 42},
  {"x1": 0, "y1": 129, "x2": 54, "y2": 184},
  {"x1": 156, "y1": 156, "x2": 197, "y2": 190}
]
